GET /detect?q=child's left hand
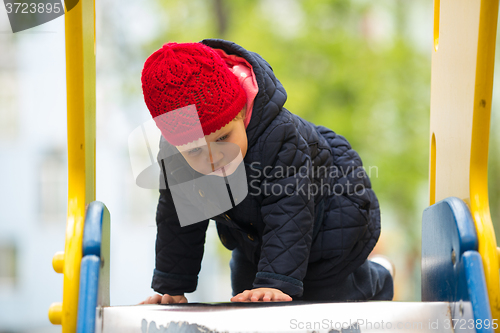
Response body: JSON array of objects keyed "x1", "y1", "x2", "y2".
[{"x1": 230, "y1": 288, "x2": 293, "y2": 302}]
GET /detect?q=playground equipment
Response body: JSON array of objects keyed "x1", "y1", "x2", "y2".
[
  {"x1": 427, "y1": 0, "x2": 500, "y2": 324},
  {"x1": 47, "y1": 0, "x2": 500, "y2": 332},
  {"x1": 47, "y1": 1, "x2": 107, "y2": 332}
]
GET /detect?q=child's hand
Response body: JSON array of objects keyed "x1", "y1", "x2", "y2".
[
  {"x1": 230, "y1": 288, "x2": 292, "y2": 302},
  {"x1": 138, "y1": 293, "x2": 188, "y2": 305}
]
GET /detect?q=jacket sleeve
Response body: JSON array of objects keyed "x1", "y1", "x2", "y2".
[
  {"x1": 152, "y1": 138, "x2": 209, "y2": 295},
  {"x1": 252, "y1": 121, "x2": 315, "y2": 297},
  {"x1": 152, "y1": 186, "x2": 209, "y2": 295}
]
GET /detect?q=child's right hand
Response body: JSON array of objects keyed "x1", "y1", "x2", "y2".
[{"x1": 139, "y1": 294, "x2": 188, "y2": 305}]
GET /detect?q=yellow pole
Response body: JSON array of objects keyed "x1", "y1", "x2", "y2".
[
  {"x1": 470, "y1": 0, "x2": 500, "y2": 324},
  {"x1": 48, "y1": 0, "x2": 96, "y2": 331}
]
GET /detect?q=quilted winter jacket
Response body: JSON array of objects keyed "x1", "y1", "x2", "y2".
[{"x1": 152, "y1": 39, "x2": 381, "y2": 298}]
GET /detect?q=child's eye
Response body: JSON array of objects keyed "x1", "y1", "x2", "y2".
[
  {"x1": 217, "y1": 134, "x2": 228, "y2": 142},
  {"x1": 188, "y1": 147, "x2": 201, "y2": 155}
]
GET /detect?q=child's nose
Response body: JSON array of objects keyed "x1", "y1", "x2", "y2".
[{"x1": 208, "y1": 144, "x2": 224, "y2": 166}]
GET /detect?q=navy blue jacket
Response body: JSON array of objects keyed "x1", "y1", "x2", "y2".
[{"x1": 152, "y1": 39, "x2": 381, "y2": 297}]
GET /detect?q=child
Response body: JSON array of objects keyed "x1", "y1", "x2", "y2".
[{"x1": 140, "y1": 39, "x2": 393, "y2": 304}]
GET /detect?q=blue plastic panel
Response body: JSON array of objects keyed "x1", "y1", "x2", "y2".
[
  {"x1": 83, "y1": 201, "x2": 105, "y2": 257},
  {"x1": 77, "y1": 255, "x2": 100, "y2": 333},
  {"x1": 463, "y1": 251, "x2": 493, "y2": 333},
  {"x1": 422, "y1": 197, "x2": 492, "y2": 332},
  {"x1": 422, "y1": 197, "x2": 478, "y2": 301}
]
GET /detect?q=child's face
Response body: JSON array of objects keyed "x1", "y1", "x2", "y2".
[{"x1": 175, "y1": 110, "x2": 248, "y2": 177}]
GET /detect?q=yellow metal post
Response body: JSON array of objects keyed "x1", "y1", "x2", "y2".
[
  {"x1": 429, "y1": 0, "x2": 499, "y2": 326},
  {"x1": 469, "y1": 0, "x2": 500, "y2": 324},
  {"x1": 48, "y1": 0, "x2": 96, "y2": 332}
]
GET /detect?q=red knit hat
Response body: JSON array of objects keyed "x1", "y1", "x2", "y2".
[{"x1": 141, "y1": 42, "x2": 247, "y2": 146}]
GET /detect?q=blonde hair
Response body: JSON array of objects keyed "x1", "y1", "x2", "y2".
[{"x1": 232, "y1": 105, "x2": 246, "y2": 121}]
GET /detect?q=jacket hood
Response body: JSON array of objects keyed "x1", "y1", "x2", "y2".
[{"x1": 200, "y1": 39, "x2": 287, "y2": 149}]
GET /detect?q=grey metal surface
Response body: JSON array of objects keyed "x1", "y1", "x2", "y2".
[{"x1": 96, "y1": 301, "x2": 465, "y2": 333}]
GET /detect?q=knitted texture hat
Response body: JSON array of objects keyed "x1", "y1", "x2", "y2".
[{"x1": 141, "y1": 42, "x2": 247, "y2": 146}]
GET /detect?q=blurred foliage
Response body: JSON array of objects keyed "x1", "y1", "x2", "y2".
[{"x1": 138, "y1": 0, "x2": 434, "y2": 300}]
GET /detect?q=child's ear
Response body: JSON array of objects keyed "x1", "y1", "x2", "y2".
[{"x1": 235, "y1": 106, "x2": 246, "y2": 120}]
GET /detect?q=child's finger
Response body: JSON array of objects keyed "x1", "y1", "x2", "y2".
[
  {"x1": 153, "y1": 294, "x2": 163, "y2": 304},
  {"x1": 250, "y1": 290, "x2": 264, "y2": 302},
  {"x1": 261, "y1": 291, "x2": 273, "y2": 302},
  {"x1": 276, "y1": 293, "x2": 293, "y2": 302},
  {"x1": 230, "y1": 293, "x2": 243, "y2": 302},
  {"x1": 144, "y1": 295, "x2": 159, "y2": 304},
  {"x1": 231, "y1": 291, "x2": 250, "y2": 302},
  {"x1": 161, "y1": 294, "x2": 175, "y2": 304},
  {"x1": 161, "y1": 294, "x2": 173, "y2": 304},
  {"x1": 241, "y1": 290, "x2": 254, "y2": 302}
]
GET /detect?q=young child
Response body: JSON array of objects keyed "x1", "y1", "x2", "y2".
[{"x1": 140, "y1": 39, "x2": 393, "y2": 304}]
